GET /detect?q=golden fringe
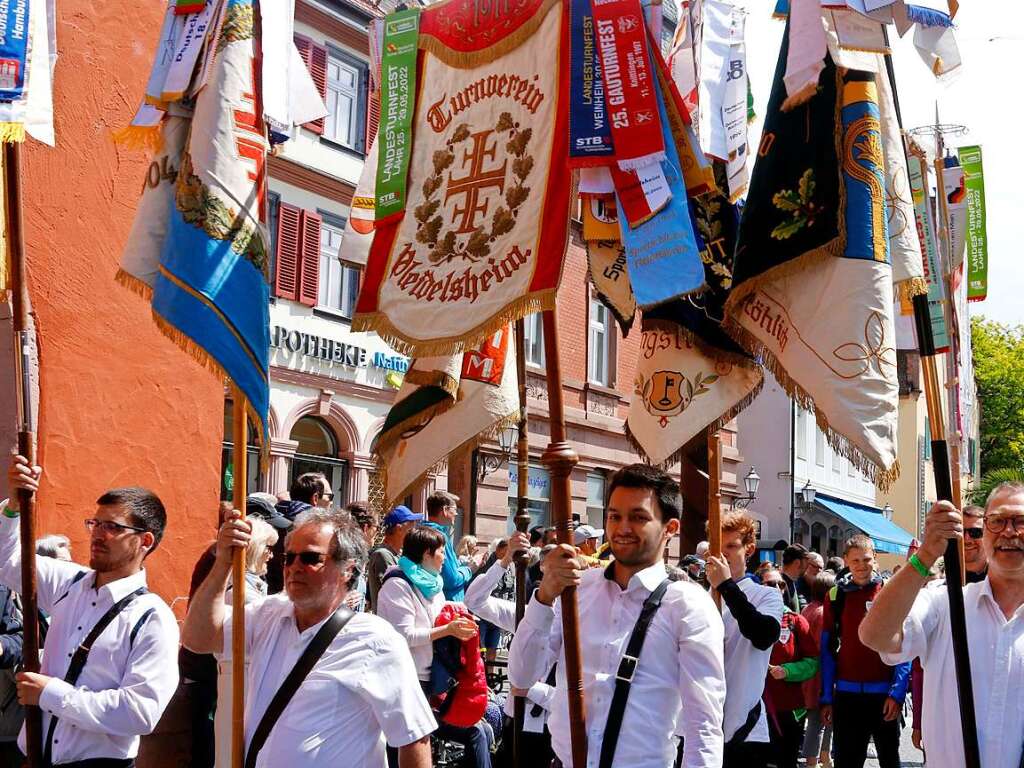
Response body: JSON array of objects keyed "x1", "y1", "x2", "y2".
[
  {"x1": 115, "y1": 268, "x2": 155, "y2": 299},
  {"x1": 111, "y1": 125, "x2": 163, "y2": 153},
  {"x1": 624, "y1": 375, "x2": 765, "y2": 470},
  {"x1": 374, "y1": 397, "x2": 458, "y2": 459},
  {"x1": 352, "y1": 290, "x2": 556, "y2": 358},
  {"x1": 894, "y1": 276, "x2": 928, "y2": 300},
  {"x1": 404, "y1": 369, "x2": 460, "y2": 398},
  {"x1": 837, "y1": 43, "x2": 890, "y2": 54},
  {"x1": 418, "y1": 0, "x2": 560, "y2": 69},
  {"x1": 379, "y1": 409, "x2": 524, "y2": 509},
  {"x1": 0, "y1": 123, "x2": 25, "y2": 143},
  {"x1": 722, "y1": 314, "x2": 899, "y2": 490},
  {"x1": 641, "y1": 318, "x2": 763, "y2": 370},
  {"x1": 781, "y1": 81, "x2": 820, "y2": 113}
]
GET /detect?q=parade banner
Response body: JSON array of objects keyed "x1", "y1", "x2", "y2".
[
  {"x1": 581, "y1": 193, "x2": 620, "y2": 241},
  {"x1": 907, "y1": 154, "x2": 949, "y2": 351},
  {"x1": 352, "y1": 0, "x2": 570, "y2": 357},
  {"x1": 725, "y1": 29, "x2": 899, "y2": 488},
  {"x1": 591, "y1": 0, "x2": 665, "y2": 170},
  {"x1": 376, "y1": 328, "x2": 519, "y2": 506},
  {"x1": 119, "y1": 0, "x2": 270, "y2": 442},
  {"x1": 876, "y1": 56, "x2": 925, "y2": 298},
  {"x1": 568, "y1": 0, "x2": 614, "y2": 165},
  {"x1": 375, "y1": 8, "x2": 420, "y2": 221},
  {"x1": 667, "y1": 0, "x2": 700, "y2": 125},
  {"x1": 782, "y1": 0, "x2": 826, "y2": 110},
  {"x1": 0, "y1": 0, "x2": 31, "y2": 102},
  {"x1": 941, "y1": 158, "x2": 967, "y2": 270},
  {"x1": 588, "y1": 240, "x2": 636, "y2": 334},
  {"x1": 342, "y1": 137, "x2": 379, "y2": 266},
  {"x1": 617, "y1": 71, "x2": 705, "y2": 307},
  {"x1": 959, "y1": 144, "x2": 987, "y2": 302},
  {"x1": 0, "y1": 0, "x2": 52, "y2": 144},
  {"x1": 629, "y1": 180, "x2": 762, "y2": 467}
]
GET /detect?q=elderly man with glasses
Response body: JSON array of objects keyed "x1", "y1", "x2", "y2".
[
  {"x1": 183, "y1": 507, "x2": 435, "y2": 768},
  {"x1": 860, "y1": 482, "x2": 1024, "y2": 768},
  {"x1": 3, "y1": 453, "x2": 179, "y2": 768}
]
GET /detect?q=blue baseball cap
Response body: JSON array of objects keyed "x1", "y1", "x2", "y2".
[{"x1": 383, "y1": 505, "x2": 423, "y2": 528}]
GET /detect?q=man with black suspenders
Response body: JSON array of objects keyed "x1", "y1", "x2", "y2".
[
  {"x1": 183, "y1": 507, "x2": 435, "y2": 768},
  {"x1": 509, "y1": 463, "x2": 726, "y2": 768},
  {"x1": 4, "y1": 453, "x2": 179, "y2": 767}
]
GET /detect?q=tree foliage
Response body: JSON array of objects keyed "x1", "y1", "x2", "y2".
[
  {"x1": 968, "y1": 466, "x2": 1024, "y2": 505},
  {"x1": 971, "y1": 317, "x2": 1024, "y2": 475}
]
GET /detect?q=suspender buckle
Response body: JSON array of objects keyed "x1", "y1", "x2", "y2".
[{"x1": 615, "y1": 654, "x2": 639, "y2": 682}]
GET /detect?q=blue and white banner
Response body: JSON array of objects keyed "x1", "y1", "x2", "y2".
[
  {"x1": 0, "y1": 0, "x2": 30, "y2": 102},
  {"x1": 568, "y1": 0, "x2": 614, "y2": 165}
]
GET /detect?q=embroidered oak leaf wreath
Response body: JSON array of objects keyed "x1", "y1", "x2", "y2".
[
  {"x1": 415, "y1": 111, "x2": 534, "y2": 266},
  {"x1": 771, "y1": 168, "x2": 819, "y2": 240}
]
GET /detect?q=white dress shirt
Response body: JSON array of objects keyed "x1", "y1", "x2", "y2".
[
  {"x1": 0, "y1": 505, "x2": 179, "y2": 763},
  {"x1": 375, "y1": 574, "x2": 446, "y2": 681},
  {"x1": 509, "y1": 562, "x2": 726, "y2": 768},
  {"x1": 880, "y1": 578, "x2": 1024, "y2": 768},
  {"x1": 224, "y1": 594, "x2": 436, "y2": 768},
  {"x1": 465, "y1": 560, "x2": 555, "y2": 732},
  {"x1": 721, "y1": 577, "x2": 784, "y2": 743}
]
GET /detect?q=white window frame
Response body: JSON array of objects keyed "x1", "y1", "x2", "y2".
[
  {"x1": 317, "y1": 216, "x2": 360, "y2": 319},
  {"x1": 523, "y1": 312, "x2": 545, "y2": 367},
  {"x1": 795, "y1": 408, "x2": 807, "y2": 460},
  {"x1": 324, "y1": 48, "x2": 366, "y2": 151},
  {"x1": 585, "y1": 471, "x2": 606, "y2": 528},
  {"x1": 815, "y1": 426, "x2": 825, "y2": 467},
  {"x1": 588, "y1": 297, "x2": 614, "y2": 386}
]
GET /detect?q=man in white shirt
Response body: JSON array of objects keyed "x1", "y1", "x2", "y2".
[
  {"x1": 859, "y1": 482, "x2": 1024, "y2": 768},
  {"x1": 509, "y1": 463, "x2": 726, "y2": 768},
  {"x1": 4, "y1": 453, "x2": 180, "y2": 767},
  {"x1": 705, "y1": 510, "x2": 784, "y2": 768},
  {"x1": 183, "y1": 507, "x2": 435, "y2": 768}
]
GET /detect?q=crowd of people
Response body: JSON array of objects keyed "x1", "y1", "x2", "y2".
[{"x1": 0, "y1": 451, "x2": 1021, "y2": 768}]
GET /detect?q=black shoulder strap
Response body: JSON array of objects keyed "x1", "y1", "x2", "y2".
[
  {"x1": 43, "y1": 585, "x2": 147, "y2": 766},
  {"x1": 244, "y1": 607, "x2": 354, "y2": 768},
  {"x1": 598, "y1": 579, "x2": 671, "y2": 768},
  {"x1": 529, "y1": 661, "x2": 558, "y2": 718},
  {"x1": 52, "y1": 570, "x2": 89, "y2": 606}
]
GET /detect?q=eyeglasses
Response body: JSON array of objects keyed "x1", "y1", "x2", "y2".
[
  {"x1": 965, "y1": 527, "x2": 984, "y2": 540},
  {"x1": 984, "y1": 515, "x2": 1024, "y2": 535},
  {"x1": 322, "y1": 492, "x2": 334, "y2": 501},
  {"x1": 284, "y1": 550, "x2": 329, "y2": 567},
  {"x1": 85, "y1": 519, "x2": 147, "y2": 535},
  {"x1": 766, "y1": 582, "x2": 787, "y2": 591}
]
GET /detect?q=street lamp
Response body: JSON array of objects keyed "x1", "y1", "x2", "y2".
[
  {"x1": 731, "y1": 467, "x2": 761, "y2": 509},
  {"x1": 882, "y1": 502, "x2": 893, "y2": 521},
  {"x1": 800, "y1": 480, "x2": 816, "y2": 508},
  {"x1": 476, "y1": 424, "x2": 519, "y2": 482}
]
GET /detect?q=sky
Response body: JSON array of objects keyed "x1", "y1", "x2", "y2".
[{"x1": 742, "y1": 1, "x2": 1024, "y2": 327}]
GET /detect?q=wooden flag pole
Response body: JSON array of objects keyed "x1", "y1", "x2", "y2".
[
  {"x1": 882, "y1": 41, "x2": 980, "y2": 768},
  {"x1": 6, "y1": 140, "x2": 42, "y2": 767},
  {"x1": 540, "y1": 308, "x2": 587, "y2": 768},
  {"x1": 230, "y1": 392, "x2": 248, "y2": 768},
  {"x1": 512, "y1": 318, "x2": 530, "y2": 768},
  {"x1": 707, "y1": 429, "x2": 722, "y2": 609}
]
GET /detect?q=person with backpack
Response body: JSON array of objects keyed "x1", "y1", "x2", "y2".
[
  {"x1": 509, "y1": 463, "x2": 726, "y2": 768},
  {"x1": 375, "y1": 524, "x2": 490, "y2": 768},
  {"x1": 182, "y1": 507, "x2": 435, "y2": 768},
  {"x1": 4, "y1": 453, "x2": 179, "y2": 767},
  {"x1": 819, "y1": 534, "x2": 909, "y2": 768}
]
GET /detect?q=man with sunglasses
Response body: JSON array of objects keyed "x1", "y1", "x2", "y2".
[
  {"x1": 182, "y1": 507, "x2": 435, "y2": 767},
  {"x1": 860, "y1": 482, "x2": 1024, "y2": 768},
  {"x1": 962, "y1": 505, "x2": 989, "y2": 583},
  {"x1": 3, "y1": 453, "x2": 179, "y2": 767}
]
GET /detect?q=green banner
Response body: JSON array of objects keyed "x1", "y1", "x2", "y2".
[
  {"x1": 908, "y1": 155, "x2": 949, "y2": 351},
  {"x1": 375, "y1": 8, "x2": 420, "y2": 221},
  {"x1": 959, "y1": 144, "x2": 987, "y2": 302}
]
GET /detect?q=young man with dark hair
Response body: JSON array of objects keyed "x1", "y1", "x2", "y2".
[
  {"x1": 277, "y1": 473, "x2": 326, "y2": 521},
  {"x1": 509, "y1": 463, "x2": 725, "y2": 767},
  {"x1": 706, "y1": 511, "x2": 784, "y2": 767},
  {"x1": 4, "y1": 453, "x2": 180, "y2": 766},
  {"x1": 781, "y1": 544, "x2": 808, "y2": 611},
  {"x1": 423, "y1": 490, "x2": 473, "y2": 600},
  {"x1": 819, "y1": 535, "x2": 909, "y2": 768}
]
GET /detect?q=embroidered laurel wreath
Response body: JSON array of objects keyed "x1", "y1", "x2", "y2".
[{"x1": 415, "y1": 111, "x2": 534, "y2": 265}]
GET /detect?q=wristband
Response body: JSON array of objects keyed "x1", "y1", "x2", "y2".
[
  {"x1": 3, "y1": 508, "x2": 19, "y2": 519},
  {"x1": 908, "y1": 553, "x2": 930, "y2": 578}
]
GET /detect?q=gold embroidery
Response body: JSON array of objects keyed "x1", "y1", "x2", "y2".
[{"x1": 842, "y1": 114, "x2": 887, "y2": 262}]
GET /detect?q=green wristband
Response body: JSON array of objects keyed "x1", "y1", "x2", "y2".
[
  {"x1": 2, "y1": 507, "x2": 19, "y2": 519},
  {"x1": 908, "y1": 553, "x2": 930, "y2": 578}
]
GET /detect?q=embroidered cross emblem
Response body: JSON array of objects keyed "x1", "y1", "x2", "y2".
[{"x1": 445, "y1": 129, "x2": 508, "y2": 234}]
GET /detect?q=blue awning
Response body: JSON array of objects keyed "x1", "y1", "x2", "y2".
[{"x1": 814, "y1": 494, "x2": 915, "y2": 555}]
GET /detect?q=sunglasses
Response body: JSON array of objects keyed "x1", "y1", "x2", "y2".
[
  {"x1": 283, "y1": 550, "x2": 329, "y2": 567},
  {"x1": 85, "y1": 519, "x2": 147, "y2": 535},
  {"x1": 965, "y1": 527, "x2": 984, "y2": 540}
]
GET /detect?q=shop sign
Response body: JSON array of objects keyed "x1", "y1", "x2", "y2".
[
  {"x1": 507, "y1": 465, "x2": 551, "y2": 500},
  {"x1": 271, "y1": 325, "x2": 368, "y2": 368}
]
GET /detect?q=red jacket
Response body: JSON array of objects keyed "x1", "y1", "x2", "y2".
[
  {"x1": 765, "y1": 609, "x2": 819, "y2": 713},
  {"x1": 432, "y1": 604, "x2": 488, "y2": 727}
]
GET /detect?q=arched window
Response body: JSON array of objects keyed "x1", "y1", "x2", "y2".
[
  {"x1": 793, "y1": 519, "x2": 810, "y2": 546},
  {"x1": 828, "y1": 525, "x2": 842, "y2": 556},
  {"x1": 220, "y1": 400, "x2": 260, "y2": 500},
  {"x1": 289, "y1": 416, "x2": 349, "y2": 508},
  {"x1": 811, "y1": 522, "x2": 827, "y2": 555}
]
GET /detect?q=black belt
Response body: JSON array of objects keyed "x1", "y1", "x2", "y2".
[{"x1": 56, "y1": 760, "x2": 134, "y2": 768}]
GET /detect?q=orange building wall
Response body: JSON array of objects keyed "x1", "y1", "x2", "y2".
[{"x1": 16, "y1": 0, "x2": 223, "y2": 613}]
